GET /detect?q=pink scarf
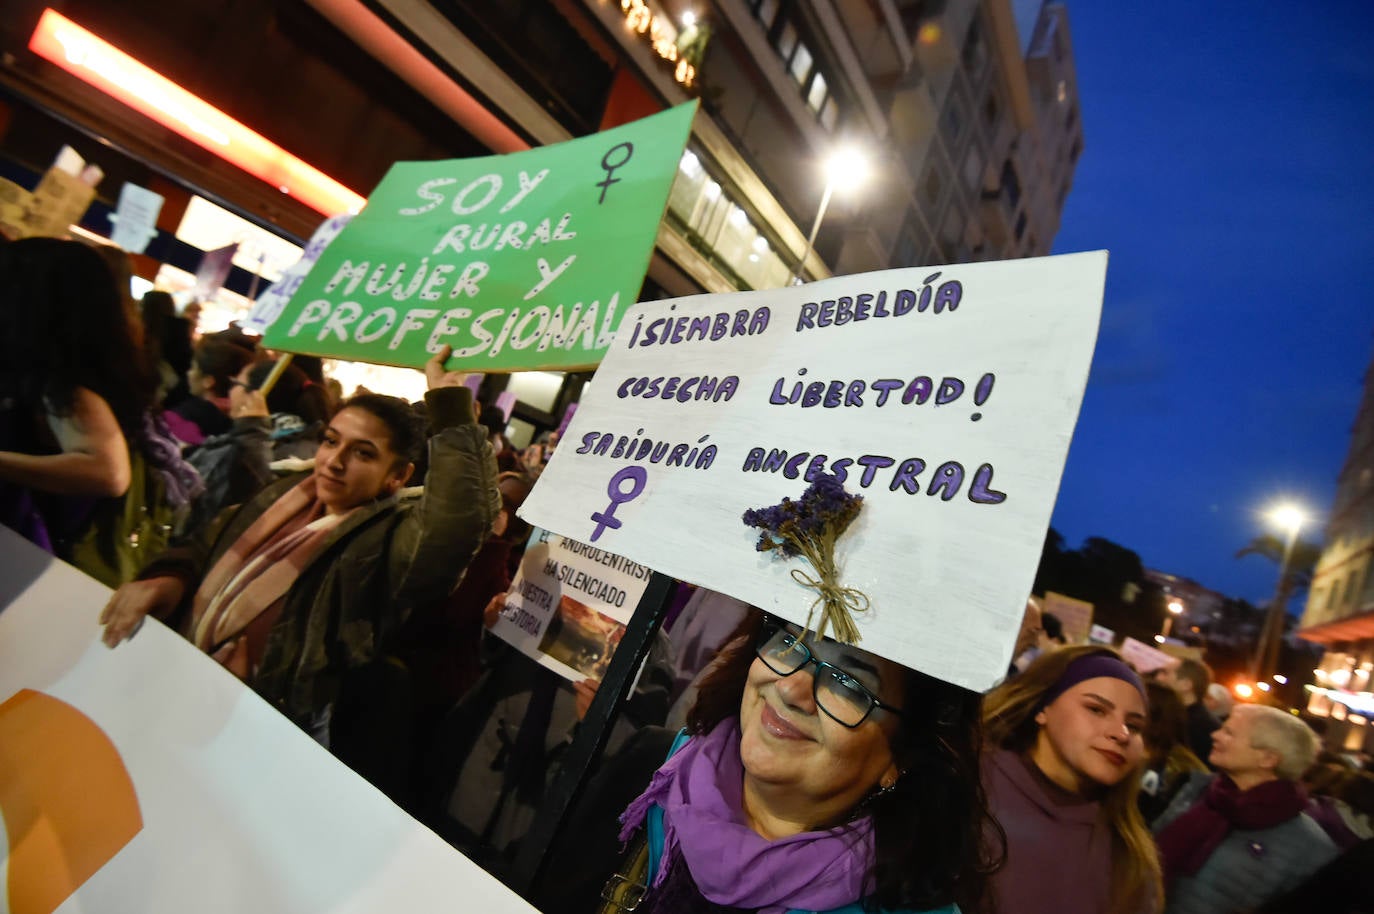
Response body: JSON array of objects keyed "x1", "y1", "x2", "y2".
[
  {"x1": 189, "y1": 477, "x2": 350, "y2": 656},
  {"x1": 618, "y1": 718, "x2": 875, "y2": 914}
]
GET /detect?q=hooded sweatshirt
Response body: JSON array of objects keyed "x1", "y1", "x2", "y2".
[{"x1": 984, "y1": 748, "x2": 1115, "y2": 914}]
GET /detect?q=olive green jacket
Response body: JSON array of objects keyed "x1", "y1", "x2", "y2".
[{"x1": 143, "y1": 387, "x2": 500, "y2": 728}]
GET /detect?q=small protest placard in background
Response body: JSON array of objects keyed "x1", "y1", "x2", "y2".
[
  {"x1": 491, "y1": 528, "x2": 653, "y2": 683},
  {"x1": 14, "y1": 166, "x2": 96, "y2": 239},
  {"x1": 262, "y1": 102, "x2": 697, "y2": 372},
  {"x1": 242, "y1": 213, "x2": 353, "y2": 334},
  {"x1": 520, "y1": 252, "x2": 1106, "y2": 691},
  {"x1": 108, "y1": 182, "x2": 164, "y2": 254},
  {"x1": 0, "y1": 177, "x2": 29, "y2": 238},
  {"x1": 1043, "y1": 591, "x2": 1095, "y2": 645},
  {"x1": 1089, "y1": 623, "x2": 1116, "y2": 645},
  {"x1": 192, "y1": 243, "x2": 239, "y2": 302},
  {"x1": 1120, "y1": 637, "x2": 1178, "y2": 674}
]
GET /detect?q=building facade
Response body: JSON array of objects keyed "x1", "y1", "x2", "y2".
[
  {"x1": 1298, "y1": 345, "x2": 1374, "y2": 752},
  {"x1": 1144, "y1": 568, "x2": 1227, "y2": 641},
  {"x1": 0, "y1": 0, "x2": 1083, "y2": 437}
]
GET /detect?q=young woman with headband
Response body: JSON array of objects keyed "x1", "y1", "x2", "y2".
[{"x1": 982, "y1": 645, "x2": 1162, "y2": 914}]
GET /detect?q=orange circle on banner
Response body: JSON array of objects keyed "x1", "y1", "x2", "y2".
[{"x1": 0, "y1": 689, "x2": 142, "y2": 914}]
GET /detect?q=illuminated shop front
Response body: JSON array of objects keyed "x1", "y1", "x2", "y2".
[
  {"x1": 1299, "y1": 609, "x2": 1374, "y2": 754},
  {"x1": 0, "y1": 2, "x2": 490, "y2": 400}
]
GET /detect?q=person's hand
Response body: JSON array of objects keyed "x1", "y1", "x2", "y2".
[
  {"x1": 483, "y1": 593, "x2": 507, "y2": 629},
  {"x1": 573, "y1": 678, "x2": 600, "y2": 721},
  {"x1": 425, "y1": 345, "x2": 468, "y2": 391},
  {"x1": 521, "y1": 445, "x2": 546, "y2": 475},
  {"x1": 99, "y1": 576, "x2": 185, "y2": 647},
  {"x1": 228, "y1": 383, "x2": 269, "y2": 419}
]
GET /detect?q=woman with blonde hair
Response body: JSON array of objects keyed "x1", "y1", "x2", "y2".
[{"x1": 982, "y1": 644, "x2": 1161, "y2": 914}]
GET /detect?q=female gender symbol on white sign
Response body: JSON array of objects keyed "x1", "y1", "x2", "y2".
[{"x1": 589, "y1": 466, "x2": 647, "y2": 541}]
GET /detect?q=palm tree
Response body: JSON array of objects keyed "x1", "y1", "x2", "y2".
[
  {"x1": 1235, "y1": 534, "x2": 1321, "y2": 594},
  {"x1": 1236, "y1": 533, "x2": 1322, "y2": 681}
]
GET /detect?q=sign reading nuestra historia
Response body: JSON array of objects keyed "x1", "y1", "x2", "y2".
[
  {"x1": 491, "y1": 528, "x2": 653, "y2": 683},
  {"x1": 262, "y1": 102, "x2": 697, "y2": 372},
  {"x1": 519, "y1": 252, "x2": 1107, "y2": 691}
]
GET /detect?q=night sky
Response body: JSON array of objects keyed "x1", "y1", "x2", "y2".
[{"x1": 1047, "y1": 2, "x2": 1374, "y2": 606}]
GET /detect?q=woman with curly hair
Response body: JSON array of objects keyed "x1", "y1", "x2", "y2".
[
  {"x1": 982, "y1": 644, "x2": 1161, "y2": 914},
  {"x1": 0, "y1": 238, "x2": 158, "y2": 552},
  {"x1": 536, "y1": 609, "x2": 1002, "y2": 914}
]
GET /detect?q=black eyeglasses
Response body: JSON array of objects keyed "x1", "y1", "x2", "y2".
[{"x1": 755, "y1": 624, "x2": 904, "y2": 728}]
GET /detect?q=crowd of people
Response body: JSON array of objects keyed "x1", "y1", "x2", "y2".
[{"x1": 2, "y1": 235, "x2": 1371, "y2": 914}]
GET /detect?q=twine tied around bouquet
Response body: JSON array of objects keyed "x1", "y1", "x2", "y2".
[
  {"x1": 743, "y1": 473, "x2": 870, "y2": 645},
  {"x1": 790, "y1": 566, "x2": 870, "y2": 645}
]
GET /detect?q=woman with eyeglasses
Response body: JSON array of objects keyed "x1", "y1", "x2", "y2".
[
  {"x1": 535, "y1": 608, "x2": 1000, "y2": 914},
  {"x1": 981, "y1": 645, "x2": 1162, "y2": 914}
]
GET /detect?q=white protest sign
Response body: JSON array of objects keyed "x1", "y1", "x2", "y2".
[
  {"x1": 192, "y1": 243, "x2": 238, "y2": 302},
  {"x1": 1043, "y1": 590, "x2": 1095, "y2": 644},
  {"x1": 0, "y1": 527, "x2": 538, "y2": 914},
  {"x1": 14, "y1": 166, "x2": 96, "y2": 239},
  {"x1": 1119, "y1": 636, "x2": 1179, "y2": 674},
  {"x1": 1089, "y1": 623, "x2": 1116, "y2": 645},
  {"x1": 520, "y1": 252, "x2": 1106, "y2": 691},
  {"x1": 492, "y1": 528, "x2": 654, "y2": 683},
  {"x1": 108, "y1": 182, "x2": 164, "y2": 253},
  {"x1": 242, "y1": 213, "x2": 354, "y2": 334}
]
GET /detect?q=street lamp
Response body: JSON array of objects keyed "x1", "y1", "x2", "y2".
[
  {"x1": 789, "y1": 146, "x2": 870, "y2": 284},
  {"x1": 1249, "y1": 502, "x2": 1307, "y2": 683},
  {"x1": 1161, "y1": 599, "x2": 1184, "y2": 640}
]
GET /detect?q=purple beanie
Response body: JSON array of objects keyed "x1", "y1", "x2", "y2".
[{"x1": 1038, "y1": 653, "x2": 1147, "y2": 711}]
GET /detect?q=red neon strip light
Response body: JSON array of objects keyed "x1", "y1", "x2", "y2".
[{"x1": 29, "y1": 9, "x2": 366, "y2": 216}]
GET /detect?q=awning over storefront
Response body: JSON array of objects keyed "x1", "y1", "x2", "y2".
[{"x1": 1298, "y1": 608, "x2": 1374, "y2": 644}]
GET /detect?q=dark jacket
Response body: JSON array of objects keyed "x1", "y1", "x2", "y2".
[
  {"x1": 1184, "y1": 701, "x2": 1220, "y2": 766},
  {"x1": 141, "y1": 386, "x2": 500, "y2": 731},
  {"x1": 423, "y1": 632, "x2": 673, "y2": 866},
  {"x1": 171, "y1": 394, "x2": 232, "y2": 439},
  {"x1": 183, "y1": 415, "x2": 275, "y2": 533}
]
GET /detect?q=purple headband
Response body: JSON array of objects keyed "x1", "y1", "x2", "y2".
[{"x1": 1039, "y1": 653, "x2": 1147, "y2": 711}]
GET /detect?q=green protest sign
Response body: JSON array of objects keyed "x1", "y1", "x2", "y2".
[{"x1": 262, "y1": 102, "x2": 698, "y2": 371}]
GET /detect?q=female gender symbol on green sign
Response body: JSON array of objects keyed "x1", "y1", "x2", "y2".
[{"x1": 596, "y1": 142, "x2": 634, "y2": 204}]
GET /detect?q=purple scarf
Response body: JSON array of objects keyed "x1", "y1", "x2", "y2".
[
  {"x1": 137, "y1": 411, "x2": 204, "y2": 508},
  {"x1": 618, "y1": 718, "x2": 875, "y2": 914}
]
